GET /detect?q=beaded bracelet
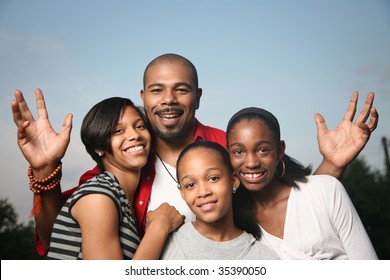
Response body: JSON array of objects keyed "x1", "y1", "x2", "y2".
[{"x1": 28, "y1": 163, "x2": 62, "y2": 217}]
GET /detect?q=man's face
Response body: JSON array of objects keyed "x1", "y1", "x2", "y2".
[{"x1": 141, "y1": 61, "x2": 202, "y2": 143}]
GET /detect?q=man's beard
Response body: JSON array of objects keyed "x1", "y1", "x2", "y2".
[{"x1": 155, "y1": 126, "x2": 186, "y2": 143}]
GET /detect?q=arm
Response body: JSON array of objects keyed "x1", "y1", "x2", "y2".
[
  {"x1": 11, "y1": 89, "x2": 72, "y2": 250},
  {"x1": 314, "y1": 92, "x2": 378, "y2": 179},
  {"x1": 330, "y1": 178, "x2": 378, "y2": 259},
  {"x1": 72, "y1": 194, "x2": 124, "y2": 259},
  {"x1": 73, "y1": 199, "x2": 184, "y2": 260},
  {"x1": 133, "y1": 203, "x2": 185, "y2": 260}
]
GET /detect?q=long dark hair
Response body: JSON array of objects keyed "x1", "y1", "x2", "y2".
[{"x1": 176, "y1": 140, "x2": 261, "y2": 239}]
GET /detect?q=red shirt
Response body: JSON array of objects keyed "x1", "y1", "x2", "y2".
[{"x1": 36, "y1": 119, "x2": 226, "y2": 255}]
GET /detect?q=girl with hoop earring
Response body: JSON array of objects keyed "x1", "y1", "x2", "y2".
[{"x1": 226, "y1": 107, "x2": 377, "y2": 260}]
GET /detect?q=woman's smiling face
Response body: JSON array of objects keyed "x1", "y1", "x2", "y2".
[{"x1": 228, "y1": 118, "x2": 281, "y2": 192}]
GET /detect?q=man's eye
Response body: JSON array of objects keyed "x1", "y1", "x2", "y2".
[
  {"x1": 176, "y1": 88, "x2": 189, "y2": 93},
  {"x1": 257, "y1": 148, "x2": 269, "y2": 154},
  {"x1": 150, "y1": 88, "x2": 162, "y2": 93}
]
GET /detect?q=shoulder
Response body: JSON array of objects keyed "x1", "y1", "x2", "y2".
[
  {"x1": 160, "y1": 223, "x2": 193, "y2": 260},
  {"x1": 68, "y1": 172, "x2": 122, "y2": 208},
  {"x1": 295, "y1": 175, "x2": 348, "y2": 209},
  {"x1": 241, "y1": 232, "x2": 280, "y2": 260},
  {"x1": 297, "y1": 175, "x2": 343, "y2": 193},
  {"x1": 252, "y1": 241, "x2": 280, "y2": 260},
  {"x1": 195, "y1": 119, "x2": 226, "y2": 146},
  {"x1": 78, "y1": 172, "x2": 119, "y2": 193}
]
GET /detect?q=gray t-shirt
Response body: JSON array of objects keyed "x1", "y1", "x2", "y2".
[{"x1": 161, "y1": 222, "x2": 279, "y2": 260}]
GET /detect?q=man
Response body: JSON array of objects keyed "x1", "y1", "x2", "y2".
[{"x1": 12, "y1": 53, "x2": 378, "y2": 255}]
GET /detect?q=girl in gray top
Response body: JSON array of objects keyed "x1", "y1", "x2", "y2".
[{"x1": 161, "y1": 140, "x2": 279, "y2": 260}]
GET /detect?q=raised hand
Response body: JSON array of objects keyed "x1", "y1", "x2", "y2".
[
  {"x1": 12, "y1": 88, "x2": 73, "y2": 177},
  {"x1": 314, "y1": 91, "x2": 378, "y2": 177}
]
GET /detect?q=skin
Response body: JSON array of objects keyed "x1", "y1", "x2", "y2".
[
  {"x1": 228, "y1": 118, "x2": 291, "y2": 239},
  {"x1": 141, "y1": 60, "x2": 202, "y2": 166},
  {"x1": 229, "y1": 119, "x2": 284, "y2": 193},
  {"x1": 11, "y1": 57, "x2": 378, "y2": 250},
  {"x1": 77, "y1": 106, "x2": 183, "y2": 259},
  {"x1": 314, "y1": 91, "x2": 378, "y2": 178},
  {"x1": 177, "y1": 147, "x2": 241, "y2": 242}
]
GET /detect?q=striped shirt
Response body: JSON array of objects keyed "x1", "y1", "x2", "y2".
[{"x1": 47, "y1": 171, "x2": 140, "y2": 259}]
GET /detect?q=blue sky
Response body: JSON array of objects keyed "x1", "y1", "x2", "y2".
[{"x1": 1, "y1": 0, "x2": 389, "y2": 223}]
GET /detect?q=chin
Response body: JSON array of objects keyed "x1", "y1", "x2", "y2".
[{"x1": 243, "y1": 183, "x2": 265, "y2": 192}]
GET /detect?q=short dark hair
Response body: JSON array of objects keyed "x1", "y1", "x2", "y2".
[
  {"x1": 80, "y1": 97, "x2": 148, "y2": 172},
  {"x1": 143, "y1": 53, "x2": 199, "y2": 89},
  {"x1": 176, "y1": 140, "x2": 261, "y2": 239}
]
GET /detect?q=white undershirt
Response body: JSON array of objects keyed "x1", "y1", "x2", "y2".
[{"x1": 147, "y1": 158, "x2": 195, "y2": 222}]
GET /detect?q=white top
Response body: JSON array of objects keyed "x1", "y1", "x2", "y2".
[
  {"x1": 147, "y1": 158, "x2": 195, "y2": 222},
  {"x1": 258, "y1": 175, "x2": 378, "y2": 260},
  {"x1": 161, "y1": 222, "x2": 280, "y2": 260}
]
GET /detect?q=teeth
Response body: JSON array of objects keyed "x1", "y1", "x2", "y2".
[
  {"x1": 242, "y1": 172, "x2": 263, "y2": 179},
  {"x1": 160, "y1": 114, "x2": 178, "y2": 118},
  {"x1": 127, "y1": 145, "x2": 143, "y2": 152}
]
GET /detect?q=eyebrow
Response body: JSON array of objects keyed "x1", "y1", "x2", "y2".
[
  {"x1": 147, "y1": 82, "x2": 193, "y2": 89},
  {"x1": 116, "y1": 117, "x2": 144, "y2": 125},
  {"x1": 229, "y1": 140, "x2": 273, "y2": 149},
  {"x1": 180, "y1": 167, "x2": 222, "y2": 181}
]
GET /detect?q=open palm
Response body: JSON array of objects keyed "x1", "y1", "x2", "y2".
[
  {"x1": 12, "y1": 89, "x2": 72, "y2": 171},
  {"x1": 315, "y1": 92, "x2": 378, "y2": 170}
]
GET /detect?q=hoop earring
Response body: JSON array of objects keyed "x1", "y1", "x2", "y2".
[{"x1": 276, "y1": 159, "x2": 286, "y2": 178}]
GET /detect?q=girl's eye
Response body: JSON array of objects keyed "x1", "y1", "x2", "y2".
[
  {"x1": 232, "y1": 150, "x2": 243, "y2": 156},
  {"x1": 184, "y1": 182, "x2": 195, "y2": 189},
  {"x1": 208, "y1": 176, "x2": 219, "y2": 183},
  {"x1": 136, "y1": 123, "x2": 146, "y2": 130}
]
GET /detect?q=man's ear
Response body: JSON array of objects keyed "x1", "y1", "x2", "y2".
[
  {"x1": 140, "y1": 89, "x2": 145, "y2": 102},
  {"x1": 195, "y1": 88, "x2": 202, "y2": 109}
]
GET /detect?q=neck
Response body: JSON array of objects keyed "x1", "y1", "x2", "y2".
[
  {"x1": 192, "y1": 214, "x2": 242, "y2": 242},
  {"x1": 252, "y1": 178, "x2": 291, "y2": 209},
  {"x1": 154, "y1": 126, "x2": 196, "y2": 167}
]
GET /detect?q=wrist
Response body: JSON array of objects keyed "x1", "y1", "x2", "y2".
[
  {"x1": 146, "y1": 219, "x2": 170, "y2": 236},
  {"x1": 315, "y1": 158, "x2": 345, "y2": 179},
  {"x1": 31, "y1": 161, "x2": 62, "y2": 180}
]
